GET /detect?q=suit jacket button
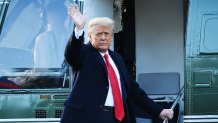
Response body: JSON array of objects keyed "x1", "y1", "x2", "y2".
[{"x1": 105, "y1": 86, "x2": 109, "y2": 89}]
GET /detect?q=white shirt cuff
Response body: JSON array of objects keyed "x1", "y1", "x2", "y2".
[{"x1": 75, "y1": 27, "x2": 84, "y2": 39}]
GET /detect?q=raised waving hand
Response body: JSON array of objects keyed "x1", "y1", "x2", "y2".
[{"x1": 68, "y1": 3, "x2": 86, "y2": 31}]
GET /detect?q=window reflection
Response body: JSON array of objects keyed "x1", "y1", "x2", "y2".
[{"x1": 0, "y1": 0, "x2": 76, "y2": 89}]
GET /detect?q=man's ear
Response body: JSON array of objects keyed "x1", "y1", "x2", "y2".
[
  {"x1": 88, "y1": 34, "x2": 91, "y2": 41},
  {"x1": 88, "y1": 36, "x2": 91, "y2": 41}
]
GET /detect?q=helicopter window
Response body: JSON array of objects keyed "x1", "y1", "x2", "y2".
[
  {"x1": 0, "y1": 0, "x2": 82, "y2": 90},
  {"x1": 200, "y1": 14, "x2": 218, "y2": 53}
]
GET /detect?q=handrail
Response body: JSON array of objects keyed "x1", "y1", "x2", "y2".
[{"x1": 163, "y1": 86, "x2": 184, "y2": 123}]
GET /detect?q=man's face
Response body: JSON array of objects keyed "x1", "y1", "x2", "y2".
[{"x1": 89, "y1": 25, "x2": 113, "y2": 53}]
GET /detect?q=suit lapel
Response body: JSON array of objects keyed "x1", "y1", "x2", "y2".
[
  {"x1": 108, "y1": 50, "x2": 128, "y2": 82},
  {"x1": 87, "y1": 42, "x2": 108, "y2": 80}
]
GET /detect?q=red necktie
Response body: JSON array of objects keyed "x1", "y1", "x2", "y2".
[{"x1": 104, "y1": 54, "x2": 125, "y2": 121}]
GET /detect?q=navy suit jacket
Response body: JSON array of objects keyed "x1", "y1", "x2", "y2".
[{"x1": 60, "y1": 31, "x2": 163, "y2": 123}]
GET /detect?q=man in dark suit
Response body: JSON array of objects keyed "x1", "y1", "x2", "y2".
[{"x1": 60, "y1": 3, "x2": 173, "y2": 123}]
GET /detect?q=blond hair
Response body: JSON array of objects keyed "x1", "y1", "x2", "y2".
[{"x1": 88, "y1": 17, "x2": 114, "y2": 36}]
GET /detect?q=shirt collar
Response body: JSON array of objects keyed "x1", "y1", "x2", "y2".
[{"x1": 99, "y1": 50, "x2": 109, "y2": 57}]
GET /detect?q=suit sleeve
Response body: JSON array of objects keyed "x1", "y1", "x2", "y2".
[{"x1": 64, "y1": 31, "x2": 85, "y2": 70}]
